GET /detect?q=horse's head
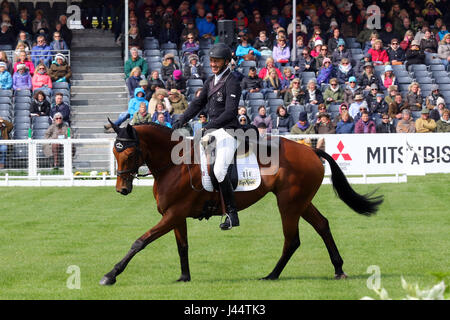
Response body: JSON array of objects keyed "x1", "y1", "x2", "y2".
[{"x1": 110, "y1": 119, "x2": 144, "y2": 195}]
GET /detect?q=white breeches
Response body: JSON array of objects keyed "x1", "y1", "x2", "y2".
[{"x1": 206, "y1": 128, "x2": 238, "y2": 183}]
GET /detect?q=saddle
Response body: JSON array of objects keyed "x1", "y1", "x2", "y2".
[{"x1": 200, "y1": 133, "x2": 263, "y2": 192}]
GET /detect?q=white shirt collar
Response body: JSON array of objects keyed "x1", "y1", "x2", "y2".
[{"x1": 214, "y1": 67, "x2": 230, "y2": 85}]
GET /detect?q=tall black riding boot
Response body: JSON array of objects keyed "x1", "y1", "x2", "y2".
[{"x1": 218, "y1": 176, "x2": 240, "y2": 230}]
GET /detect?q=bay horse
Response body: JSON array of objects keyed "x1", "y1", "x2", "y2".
[{"x1": 99, "y1": 122, "x2": 383, "y2": 286}]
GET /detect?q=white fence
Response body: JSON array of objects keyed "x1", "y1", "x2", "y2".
[{"x1": 0, "y1": 133, "x2": 448, "y2": 186}]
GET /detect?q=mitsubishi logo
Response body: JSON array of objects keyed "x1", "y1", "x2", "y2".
[{"x1": 332, "y1": 141, "x2": 352, "y2": 161}]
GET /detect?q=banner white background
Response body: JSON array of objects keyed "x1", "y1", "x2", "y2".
[{"x1": 320, "y1": 133, "x2": 450, "y2": 175}]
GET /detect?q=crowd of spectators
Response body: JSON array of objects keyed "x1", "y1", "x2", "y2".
[
  {"x1": 0, "y1": 0, "x2": 73, "y2": 167},
  {"x1": 106, "y1": 0, "x2": 450, "y2": 135}
]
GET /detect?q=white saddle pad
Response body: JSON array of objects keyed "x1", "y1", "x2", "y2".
[{"x1": 199, "y1": 143, "x2": 261, "y2": 192}]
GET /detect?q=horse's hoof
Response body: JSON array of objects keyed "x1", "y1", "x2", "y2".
[
  {"x1": 99, "y1": 276, "x2": 116, "y2": 286},
  {"x1": 260, "y1": 275, "x2": 278, "y2": 281},
  {"x1": 176, "y1": 275, "x2": 191, "y2": 282},
  {"x1": 334, "y1": 273, "x2": 348, "y2": 280}
]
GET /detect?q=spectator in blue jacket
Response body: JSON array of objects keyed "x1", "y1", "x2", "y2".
[
  {"x1": 12, "y1": 63, "x2": 32, "y2": 91},
  {"x1": 235, "y1": 35, "x2": 261, "y2": 65},
  {"x1": 316, "y1": 58, "x2": 335, "y2": 85},
  {"x1": 336, "y1": 111, "x2": 355, "y2": 133},
  {"x1": 0, "y1": 61, "x2": 12, "y2": 90},
  {"x1": 31, "y1": 35, "x2": 52, "y2": 67},
  {"x1": 197, "y1": 12, "x2": 216, "y2": 39},
  {"x1": 105, "y1": 87, "x2": 148, "y2": 132}
]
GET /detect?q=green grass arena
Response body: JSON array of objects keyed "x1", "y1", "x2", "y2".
[{"x1": 0, "y1": 174, "x2": 448, "y2": 300}]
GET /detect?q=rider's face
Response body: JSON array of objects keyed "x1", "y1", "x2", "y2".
[{"x1": 210, "y1": 57, "x2": 226, "y2": 74}]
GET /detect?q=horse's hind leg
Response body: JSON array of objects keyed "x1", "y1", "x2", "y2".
[
  {"x1": 302, "y1": 204, "x2": 347, "y2": 279},
  {"x1": 174, "y1": 219, "x2": 191, "y2": 282},
  {"x1": 261, "y1": 197, "x2": 303, "y2": 280},
  {"x1": 100, "y1": 212, "x2": 180, "y2": 285}
]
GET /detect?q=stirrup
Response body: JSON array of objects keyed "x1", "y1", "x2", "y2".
[{"x1": 219, "y1": 212, "x2": 240, "y2": 230}]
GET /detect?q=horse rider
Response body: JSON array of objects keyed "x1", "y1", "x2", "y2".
[{"x1": 172, "y1": 43, "x2": 242, "y2": 230}]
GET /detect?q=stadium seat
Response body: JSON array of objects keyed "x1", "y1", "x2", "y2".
[
  {"x1": 0, "y1": 96, "x2": 11, "y2": 104},
  {"x1": 408, "y1": 64, "x2": 427, "y2": 72},
  {"x1": 14, "y1": 89, "x2": 32, "y2": 96},
  {"x1": 0, "y1": 90, "x2": 12, "y2": 97},
  {"x1": 146, "y1": 55, "x2": 160, "y2": 63},
  {"x1": 435, "y1": 77, "x2": 450, "y2": 84},
  {"x1": 149, "y1": 62, "x2": 162, "y2": 71},
  {"x1": 144, "y1": 49, "x2": 161, "y2": 57},
  {"x1": 186, "y1": 79, "x2": 203, "y2": 87},
  {"x1": 328, "y1": 104, "x2": 341, "y2": 113},
  {"x1": 392, "y1": 64, "x2": 406, "y2": 72},
  {"x1": 397, "y1": 76, "x2": 414, "y2": 84},
  {"x1": 413, "y1": 70, "x2": 430, "y2": 78},
  {"x1": 161, "y1": 42, "x2": 177, "y2": 50},
  {"x1": 15, "y1": 110, "x2": 30, "y2": 117},
  {"x1": 247, "y1": 92, "x2": 264, "y2": 100},
  {"x1": 301, "y1": 72, "x2": 316, "y2": 81},
  {"x1": 52, "y1": 82, "x2": 69, "y2": 90},
  {"x1": 416, "y1": 77, "x2": 433, "y2": 84},
  {"x1": 240, "y1": 60, "x2": 257, "y2": 68},
  {"x1": 163, "y1": 49, "x2": 178, "y2": 57},
  {"x1": 247, "y1": 99, "x2": 266, "y2": 108},
  {"x1": 438, "y1": 83, "x2": 450, "y2": 91},
  {"x1": 394, "y1": 70, "x2": 410, "y2": 78},
  {"x1": 430, "y1": 64, "x2": 446, "y2": 72},
  {"x1": 264, "y1": 91, "x2": 278, "y2": 100},
  {"x1": 14, "y1": 122, "x2": 30, "y2": 131},
  {"x1": 14, "y1": 96, "x2": 31, "y2": 104},
  {"x1": 144, "y1": 42, "x2": 160, "y2": 50},
  {"x1": 288, "y1": 105, "x2": 305, "y2": 113},
  {"x1": 431, "y1": 71, "x2": 449, "y2": 79},
  {"x1": 14, "y1": 129, "x2": 29, "y2": 139}
]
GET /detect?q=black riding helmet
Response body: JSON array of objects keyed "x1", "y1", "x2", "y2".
[{"x1": 209, "y1": 43, "x2": 232, "y2": 62}]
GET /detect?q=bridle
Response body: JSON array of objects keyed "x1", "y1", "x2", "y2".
[
  {"x1": 115, "y1": 136, "x2": 148, "y2": 179},
  {"x1": 115, "y1": 131, "x2": 172, "y2": 179}
]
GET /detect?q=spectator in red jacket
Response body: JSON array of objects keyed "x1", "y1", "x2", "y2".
[{"x1": 367, "y1": 39, "x2": 389, "y2": 65}]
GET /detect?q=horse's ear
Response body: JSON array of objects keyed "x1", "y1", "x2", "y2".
[
  {"x1": 126, "y1": 123, "x2": 135, "y2": 138},
  {"x1": 108, "y1": 118, "x2": 120, "y2": 133}
]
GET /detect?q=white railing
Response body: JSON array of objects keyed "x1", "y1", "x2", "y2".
[{"x1": 0, "y1": 133, "x2": 448, "y2": 186}]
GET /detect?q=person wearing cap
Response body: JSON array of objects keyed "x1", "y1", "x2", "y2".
[
  {"x1": 415, "y1": 108, "x2": 437, "y2": 133},
  {"x1": 166, "y1": 69, "x2": 186, "y2": 96},
  {"x1": 138, "y1": 79, "x2": 152, "y2": 101},
  {"x1": 310, "y1": 39, "x2": 323, "y2": 58},
  {"x1": 316, "y1": 57, "x2": 334, "y2": 86},
  {"x1": 380, "y1": 22, "x2": 399, "y2": 46},
  {"x1": 148, "y1": 88, "x2": 172, "y2": 116},
  {"x1": 0, "y1": 21, "x2": 14, "y2": 47},
  {"x1": 168, "y1": 89, "x2": 188, "y2": 115},
  {"x1": 370, "y1": 92, "x2": 389, "y2": 121},
  {"x1": 290, "y1": 111, "x2": 314, "y2": 134},
  {"x1": 183, "y1": 54, "x2": 204, "y2": 81},
  {"x1": 331, "y1": 39, "x2": 351, "y2": 66},
  {"x1": 357, "y1": 62, "x2": 381, "y2": 91},
  {"x1": 124, "y1": 47, "x2": 148, "y2": 80},
  {"x1": 0, "y1": 61, "x2": 11, "y2": 90},
  {"x1": 161, "y1": 53, "x2": 180, "y2": 82},
  {"x1": 349, "y1": 94, "x2": 368, "y2": 119},
  {"x1": 12, "y1": 63, "x2": 32, "y2": 91},
  {"x1": 429, "y1": 97, "x2": 447, "y2": 122},
  {"x1": 355, "y1": 52, "x2": 372, "y2": 74},
  {"x1": 172, "y1": 43, "x2": 242, "y2": 230},
  {"x1": 147, "y1": 70, "x2": 165, "y2": 96},
  {"x1": 380, "y1": 65, "x2": 397, "y2": 91},
  {"x1": 425, "y1": 84, "x2": 445, "y2": 110},
  {"x1": 387, "y1": 38, "x2": 406, "y2": 65},
  {"x1": 48, "y1": 53, "x2": 71, "y2": 83},
  {"x1": 354, "y1": 110, "x2": 376, "y2": 134},
  {"x1": 314, "y1": 111, "x2": 336, "y2": 134},
  {"x1": 343, "y1": 76, "x2": 363, "y2": 105},
  {"x1": 405, "y1": 39, "x2": 425, "y2": 69}
]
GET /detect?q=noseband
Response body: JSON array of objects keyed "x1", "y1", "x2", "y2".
[{"x1": 115, "y1": 136, "x2": 146, "y2": 179}]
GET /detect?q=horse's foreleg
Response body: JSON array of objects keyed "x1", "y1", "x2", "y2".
[
  {"x1": 302, "y1": 204, "x2": 347, "y2": 279},
  {"x1": 100, "y1": 212, "x2": 179, "y2": 286},
  {"x1": 174, "y1": 219, "x2": 191, "y2": 282}
]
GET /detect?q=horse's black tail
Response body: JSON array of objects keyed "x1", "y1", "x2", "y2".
[{"x1": 314, "y1": 148, "x2": 384, "y2": 216}]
